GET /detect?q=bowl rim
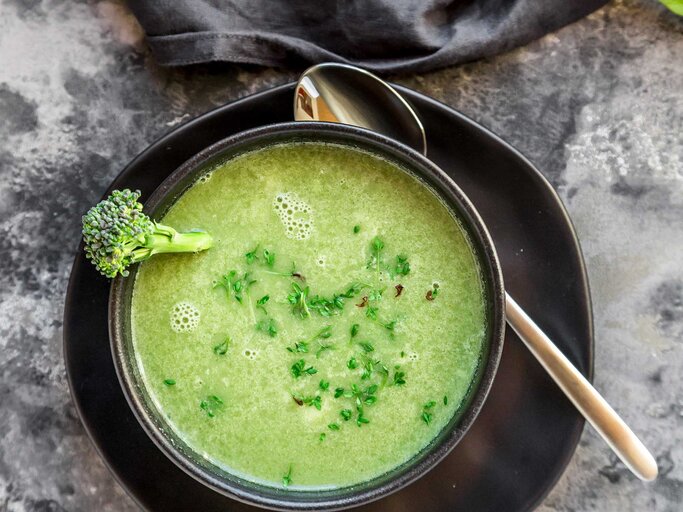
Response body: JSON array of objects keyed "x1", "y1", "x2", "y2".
[{"x1": 109, "y1": 121, "x2": 505, "y2": 511}]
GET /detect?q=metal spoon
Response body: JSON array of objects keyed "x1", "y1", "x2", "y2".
[{"x1": 294, "y1": 62, "x2": 658, "y2": 482}]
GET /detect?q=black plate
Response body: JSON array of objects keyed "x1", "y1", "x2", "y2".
[{"x1": 64, "y1": 83, "x2": 593, "y2": 512}]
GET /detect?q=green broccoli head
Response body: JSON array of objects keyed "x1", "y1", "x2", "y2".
[{"x1": 82, "y1": 189, "x2": 213, "y2": 278}]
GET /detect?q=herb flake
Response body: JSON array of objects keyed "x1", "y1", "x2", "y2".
[
  {"x1": 282, "y1": 465, "x2": 293, "y2": 487},
  {"x1": 256, "y1": 295, "x2": 270, "y2": 314},
  {"x1": 256, "y1": 318, "x2": 277, "y2": 337},
  {"x1": 213, "y1": 337, "x2": 230, "y2": 355},
  {"x1": 291, "y1": 359, "x2": 318, "y2": 378},
  {"x1": 245, "y1": 245, "x2": 259, "y2": 264},
  {"x1": 200, "y1": 395, "x2": 224, "y2": 418},
  {"x1": 421, "y1": 400, "x2": 437, "y2": 425},
  {"x1": 263, "y1": 248, "x2": 275, "y2": 267},
  {"x1": 392, "y1": 370, "x2": 406, "y2": 386}
]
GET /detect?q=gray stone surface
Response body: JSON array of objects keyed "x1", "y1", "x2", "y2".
[{"x1": 0, "y1": 0, "x2": 680, "y2": 510}]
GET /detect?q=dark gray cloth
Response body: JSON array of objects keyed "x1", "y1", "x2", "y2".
[{"x1": 128, "y1": 0, "x2": 608, "y2": 74}]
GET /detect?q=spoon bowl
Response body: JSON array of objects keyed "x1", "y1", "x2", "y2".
[{"x1": 294, "y1": 63, "x2": 427, "y2": 155}]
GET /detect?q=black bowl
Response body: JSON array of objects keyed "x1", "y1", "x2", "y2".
[{"x1": 109, "y1": 122, "x2": 506, "y2": 511}]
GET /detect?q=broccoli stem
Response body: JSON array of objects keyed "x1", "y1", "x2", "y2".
[{"x1": 130, "y1": 225, "x2": 213, "y2": 263}]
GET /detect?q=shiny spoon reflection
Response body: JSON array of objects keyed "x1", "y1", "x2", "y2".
[{"x1": 294, "y1": 62, "x2": 658, "y2": 482}]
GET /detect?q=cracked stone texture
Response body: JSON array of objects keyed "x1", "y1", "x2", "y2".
[{"x1": 0, "y1": 0, "x2": 681, "y2": 511}]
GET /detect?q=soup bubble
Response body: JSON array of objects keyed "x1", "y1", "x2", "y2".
[
  {"x1": 272, "y1": 192, "x2": 314, "y2": 240},
  {"x1": 170, "y1": 302, "x2": 200, "y2": 333},
  {"x1": 243, "y1": 348, "x2": 259, "y2": 360},
  {"x1": 198, "y1": 172, "x2": 213, "y2": 183}
]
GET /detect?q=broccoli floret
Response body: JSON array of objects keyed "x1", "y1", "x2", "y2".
[{"x1": 82, "y1": 189, "x2": 213, "y2": 278}]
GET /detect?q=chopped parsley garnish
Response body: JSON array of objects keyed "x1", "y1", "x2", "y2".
[
  {"x1": 287, "y1": 282, "x2": 311, "y2": 318},
  {"x1": 359, "y1": 358, "x2": 388, "y2": 381},
  {"x1": 376, "y1": 360, "x2": 390, "y2": 381},
  {"x1": 328, "y1": 422, "x2": 340, "y2": 431},
  {"x1": 368, "y1": 289, "x2": 383, "y2": 302},
  {"x1": 366, "y1": 237, "x2": 410, "y2": 280},
  {"x1": 443, "y1": 395, "x2": 448, "y2": 405},
  {"x1": 214, "y1": 270, "x2": 256, "y2": 304},
  {"x1": 288, "y1": 282, "x2": 366, "y2": 319},
  {"x1": 316, "y1": 342, "x2": 335, "y2": 358},
  {"x1": 392, "y1": 370, "x2": 406, "y2": 386},
  {"x1": 163, "y1": 379, "x2": 176, "y2": 386},
  {"x1": 282, "y1": 465, "x2": 293, "y2": 487},
  {"x1": 304, "y1": 395, "x2": 322, "y2": 410},
  {"x1": 347, "y1": 357, "x2": 358, "y2": 370},
  {"x1": 245, "y1": 245, "x2": 259, "y2": 264},
  {"x1": 353, "y1": 225, "x2": 361, "y2": 234},
  {"x1": 287, "y1": 326, "x2": 334, "y2": 356},
  {"x1": 421, "y1": 400, "x2": 437, "y2": 425},
  {"x1": 357, "y1": 414, "x2": 370, "y2": 426},
  {"x1": 319, "y1": 433, "x2": 326, "y2": 442},
  {"x1": 256, "y1": 295, "x2": 270, "y2": 314},
  {"x1": 361, "y1": 359, "x2": 374, "y2": 380},
  {"x1": 367, "y1": 236, "x2": 385, "y2": 277},
  {"x1": 256, "y1": 318, "x2": 277, "y2": 337},
  {"x1": 364, "y1": 308, "x2": 398, "y2": 338},
  {"x1": 213, "y1": 337, "x2": 230, "y2": 355},
  {"x1": 350, "y1": 323, "x2": 359, "y2": 339},
  {"x1": 319, "y1": 380, "x2": 330, "y2": 391},
  {"x1": 286, "y1": 341, "x2": 309, "y2": 353},
  {"x1": 246, "y1": 245, "x2": 276, "y2": 268},
  {"x1": 199, "y1": 395, "x2": 223, "y2": 418},
  {"x1": 334, "y1": 387, "x2": 345, "y2": 398},
  {"x1": 358, "y1": 341, "x2": 374, "y2": 353},
  {"x1": 313, "y1": 326, "x2": 335, "y2": 357},
  {"x1": 366, "y1": 384, "x2": 379, "y2": 396},
  {"x1": 309, "y1": 283, "x2": 366, "y2": 317},
  {"x1": 290, "y1": 359, "x2": 318, "y2": 378},
  {"x1": 292, "y1": 393, "x2": 322, "y2": 410},
  {"x1": 392, "y1": 255, "x2": 411, "y2": 277},
  {"x1": 263, "y1": 248, "x2": 275, "y2": 267},
  {"x1": 314, "y1": 325, "x2": 333, "y2": 340},
  {"x1": 363, "y1": 290, "x2": 398, "y2": 337},
  {"x1": 336, "y1": 383, "x2": 378, "y2": 426}
]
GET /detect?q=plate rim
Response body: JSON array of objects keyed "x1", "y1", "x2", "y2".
[{"x1": 63, "y1": 81, "x2": 594, "y2": 512}]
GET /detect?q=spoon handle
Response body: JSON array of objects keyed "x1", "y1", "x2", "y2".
[{"x1": 505, "y1": 293, "x2": 658, "y2": 481}]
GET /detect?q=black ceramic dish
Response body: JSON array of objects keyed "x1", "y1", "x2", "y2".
[
  {"x1": 109, "y1": 122, "x2": 506, "y2": 511},
  {"x1": 64, "y1": 83, "x2": 593, "y2": 512}
]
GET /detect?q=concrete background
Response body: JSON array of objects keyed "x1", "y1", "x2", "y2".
[{"x1": 0, "y1": 0, "x2": 681, "y2": 510}]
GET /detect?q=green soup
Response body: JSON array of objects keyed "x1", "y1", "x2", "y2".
[{"x1": 131, "y1": 142, "x2": 488, "y2": 489}]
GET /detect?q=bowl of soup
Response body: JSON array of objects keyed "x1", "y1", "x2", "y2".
[{"x1": 109, "y1": 122, "x2": 505, "y2": 510}]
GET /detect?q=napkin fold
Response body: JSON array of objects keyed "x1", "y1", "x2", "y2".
[{"x1": 128, "y1": 0, "x2": 607, "y2": 73}]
